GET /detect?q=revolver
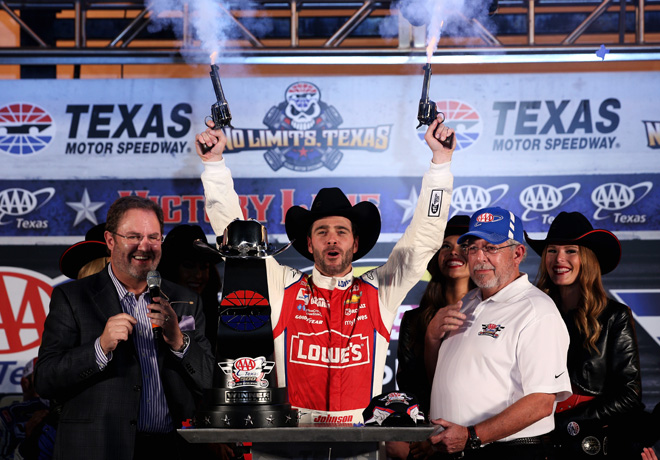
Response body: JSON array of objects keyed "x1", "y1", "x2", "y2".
[
  {"x1": 416, "y1": 63, "x2": 453, "y2": 148},
  {"x1": 207, "y1": 64, "x2": 233, "y2": 129}
]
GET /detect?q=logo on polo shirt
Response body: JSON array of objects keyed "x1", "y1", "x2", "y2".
[{"x1": 478, "y1": 323, "x2": 505, "y2": 338}]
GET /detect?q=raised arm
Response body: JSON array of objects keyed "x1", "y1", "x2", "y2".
[
  {"x1": 375, "y1": 117, "x2": 456, "y2": 318},
  {"x1": 196, "y1": 120, "x2": 244, "y2": 237}
]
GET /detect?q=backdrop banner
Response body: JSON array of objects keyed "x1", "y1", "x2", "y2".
[
  {"x1": 0, "y1": 72, "x2": 658, "y2": 411},
  {"x1": 0, "y1": 174, "x2": 657, "y2": 244}
]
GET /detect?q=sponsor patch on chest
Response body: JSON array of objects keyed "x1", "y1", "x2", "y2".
[
  {"x1": 478, "y1": 322, "x2": 505, "y2": 338},
  {"x1": 289, "y1": 331, "x2": 371, "y2": 368}
]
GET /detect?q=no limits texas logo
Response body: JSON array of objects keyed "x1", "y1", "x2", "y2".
[
  {"x1": 0, "y1": 103, "x2": 55, "y2": 155},
  {"x1": 222, "y1": 82, "x2": 392, "y2": 172},
  {"x1": 642, "y1": 119, "x2": 660, "y2": 149}
]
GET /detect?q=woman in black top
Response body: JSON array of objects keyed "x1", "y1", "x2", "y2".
[
  {"x1": 390, "y1": 215, "x2": 474, "y2": 460},
  {"x1": 526, "y1": 211, "x2": 645, "y2": 459}
]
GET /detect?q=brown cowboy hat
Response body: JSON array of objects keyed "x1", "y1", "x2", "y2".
[
  {"x1": 524, "y1": 211, "x2": 621, "y2": 275},
  {"x1": 59, "y1": 223, "x2": 108, "y2": 279},
  {"x1": 285, "y1": 187, "x2": 381, "y2": 262}
]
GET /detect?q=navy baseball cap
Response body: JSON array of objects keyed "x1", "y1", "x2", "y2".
[{"x1": 457, "y1": 207, "x2": 524, "y2": 245}]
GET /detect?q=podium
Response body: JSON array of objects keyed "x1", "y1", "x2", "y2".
[{"x1": 178, "y1": 424, "x2": 436, "y2": 459}]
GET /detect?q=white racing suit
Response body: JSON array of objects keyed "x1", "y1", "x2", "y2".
[{"x1": 201, "y1": 159, "x2": 453, "y2": 424}]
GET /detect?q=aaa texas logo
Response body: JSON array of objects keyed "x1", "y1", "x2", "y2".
[
  {"x1": 222, "y1": 81, "x2": 392, "y2": 172},
  {"x1": 0, "y1": 103, "x2": 55, "y2": 155}
]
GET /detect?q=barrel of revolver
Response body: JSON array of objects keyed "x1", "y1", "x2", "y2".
[
  {"x1": 416, "y1": 63, "x2": 453, "y2": 148},
  {"x1": 416, "y1": 64, "x2": 437, "y2": 128},
  {"x1": 420, "y1": 63, "x2": 432, "y2": 101},
  {"x1": 209, "y1": 64, "x2": 233, "y2": 128}
]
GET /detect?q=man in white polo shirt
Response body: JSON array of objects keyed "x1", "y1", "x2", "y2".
[{"x1": 423, "y1": 206, "x2": 571, "y2": 459}]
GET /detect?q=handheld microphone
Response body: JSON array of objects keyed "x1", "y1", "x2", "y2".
[{"x1": 146, "y1": 270, "x2": 163, "y2": 340}]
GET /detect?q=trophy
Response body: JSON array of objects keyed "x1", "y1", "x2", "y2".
[{"x1": 194, "y1": 219, "x2": 298, "y2": 428}]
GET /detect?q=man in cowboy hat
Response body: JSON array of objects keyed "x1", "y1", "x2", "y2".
[
  {"x1": 195, "y1": 117, "x2": 455, "y2": 424},
  {"x1": 425, "y1": 206, "x2": 571, "y2": 459}
]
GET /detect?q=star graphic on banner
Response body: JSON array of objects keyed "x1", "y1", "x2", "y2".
[
  {"x1": 395, "y1": 186, "x2": 419, "y2": 224},
  {"x1": 66, "y1": 188, "x2": 105, "y2": 227}
]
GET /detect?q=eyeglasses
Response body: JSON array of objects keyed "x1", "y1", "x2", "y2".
[
  {"x1": 112, "y1": 232, "x2": 163, "y2": 245},
  {"x1": 461, "y1": 243, "x2": 517, "y2": 256}
]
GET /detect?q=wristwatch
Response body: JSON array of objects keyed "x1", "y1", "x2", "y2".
[
  {"x1": 465, "y1": 425, "x2": 482, "y2": 450},
  {"x1": 175, "y1": 333, "x2": 190, "y2": 353}
]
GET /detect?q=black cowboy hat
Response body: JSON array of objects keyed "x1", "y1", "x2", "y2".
[
  {"x1": 59, "y1": 223, "x2": 108, "y2": 279},
  {"x1": 524, "y1": 211, "x2": 621, "y2": 275},
  {"x1": 285, "y1": 187, "x2": 381, "y2": 262},
  {"x1": 427, "y1": 215, "x2": 470, "y2": 276},
  {"x1": 161, "y1": 224, "x2": 222, "y2": 265},
  {"x1": 445, "y1": 214, "x2": 470, "y2": 237}
]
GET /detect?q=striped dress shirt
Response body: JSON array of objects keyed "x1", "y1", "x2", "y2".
[{"x1": 97, "y1": 264, "x2": 174, "y2": 433}]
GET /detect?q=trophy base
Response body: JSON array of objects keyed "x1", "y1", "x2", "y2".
[
  {"x1": 203, "y1": 387, "x2": 290, "y2": 406},
  {"x1": 194, "y1": 404, "x2": 299, "y2": 429}
]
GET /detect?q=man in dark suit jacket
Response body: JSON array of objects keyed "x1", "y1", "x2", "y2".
[{"x1": 34, "y1": 196, "x2": 214, "y2": 460}]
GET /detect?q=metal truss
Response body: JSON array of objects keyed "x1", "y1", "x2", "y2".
[{"x1": 1, "y1": 0, "x2": 660, "y2": 65}]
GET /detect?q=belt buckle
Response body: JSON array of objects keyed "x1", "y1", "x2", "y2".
[{"x1": 581, "y1": 435, "x2": 606, "y2": 456}]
